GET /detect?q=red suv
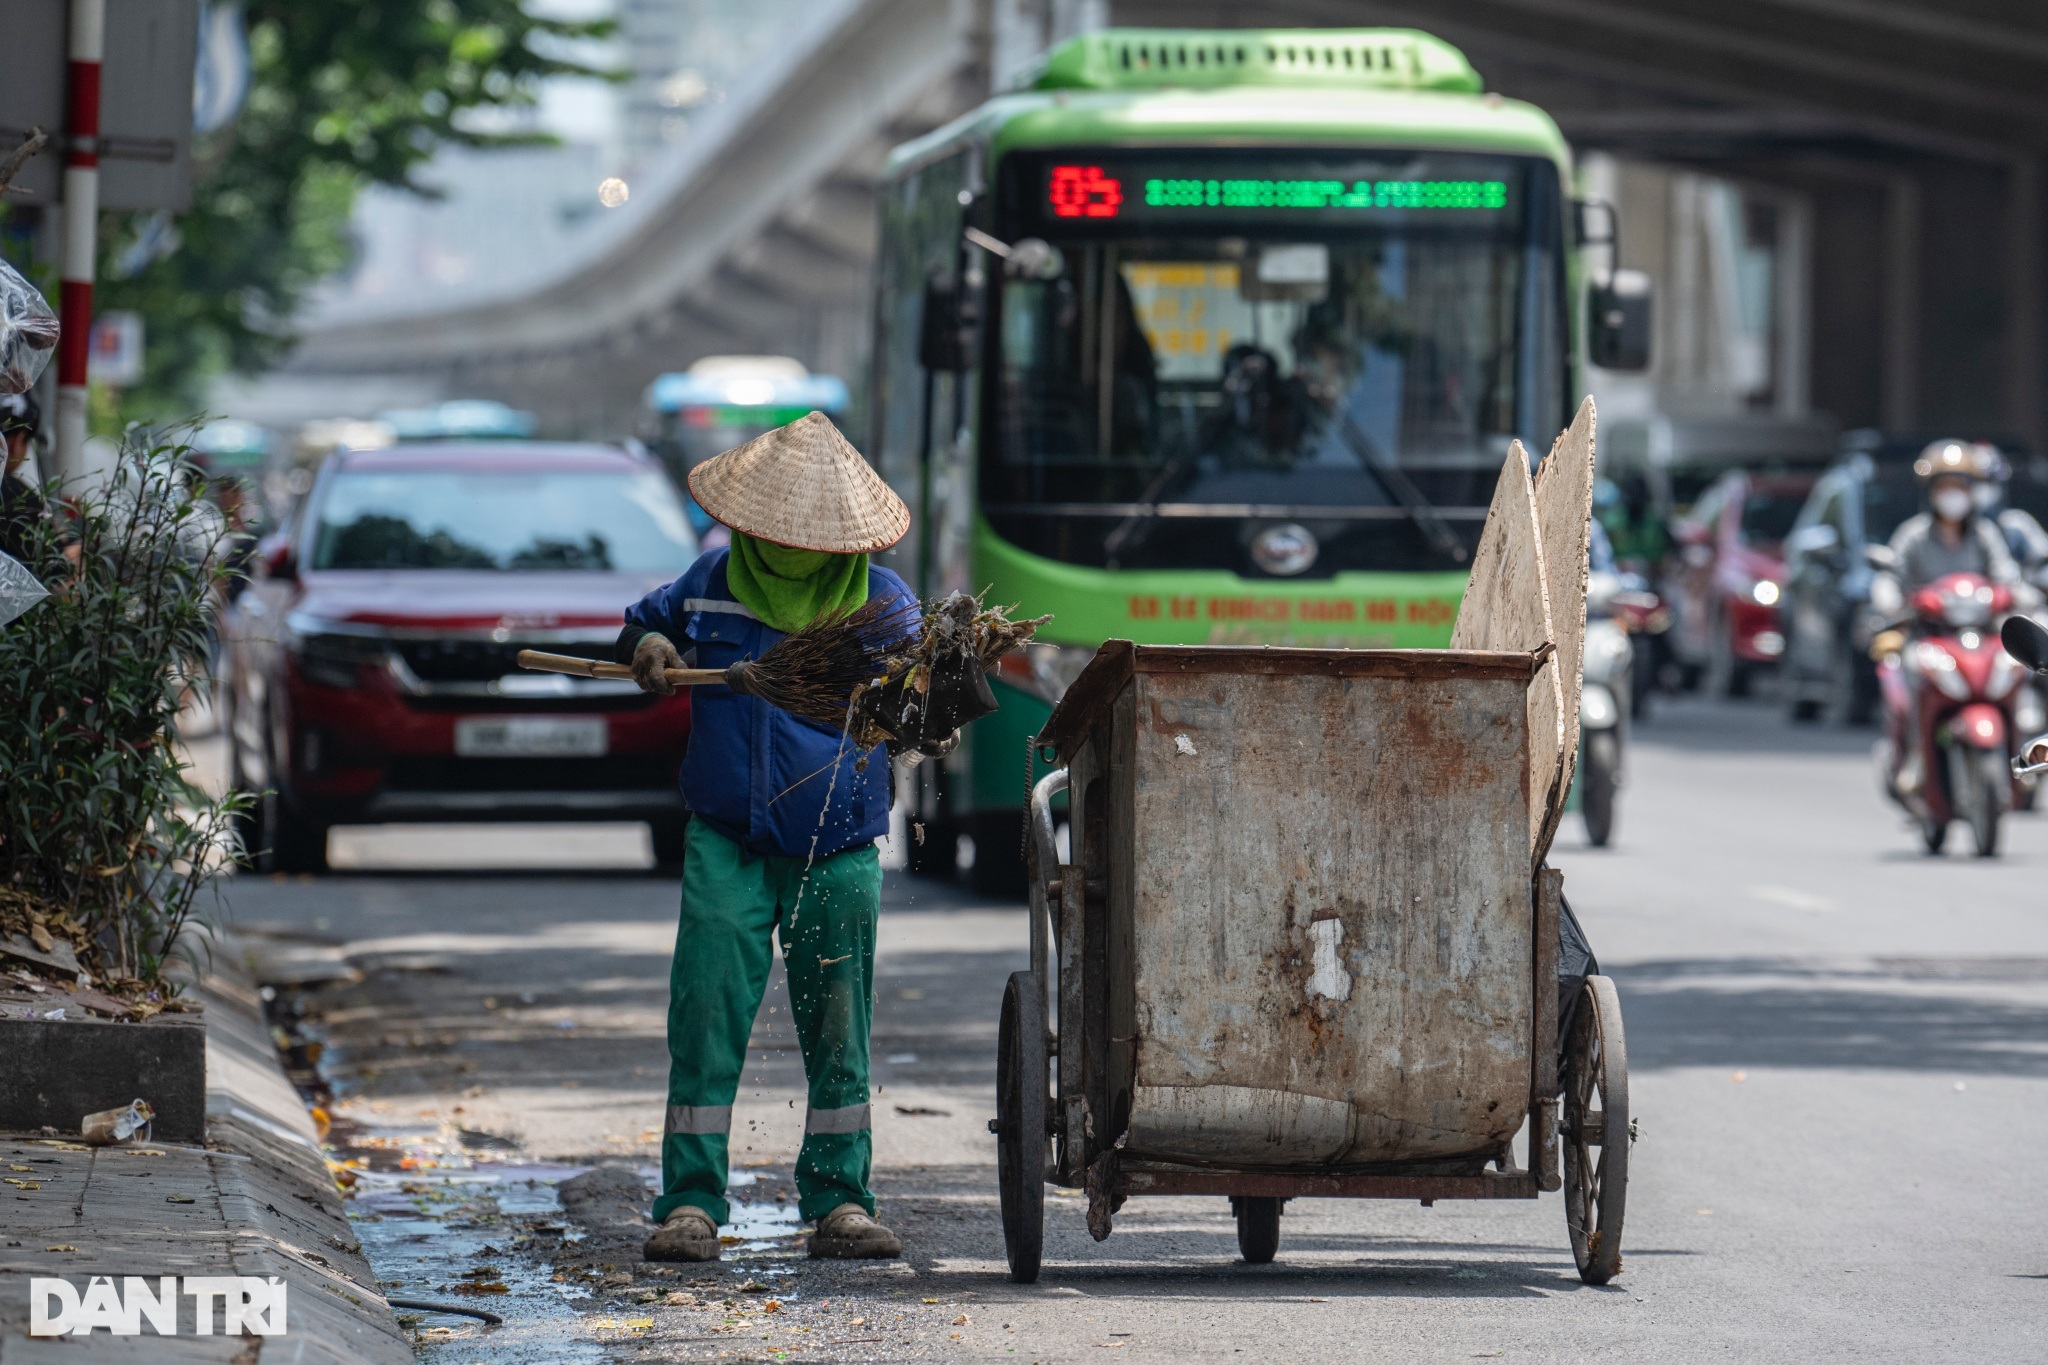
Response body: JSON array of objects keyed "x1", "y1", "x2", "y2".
[
  {"x1": 222, "y1": 442, "x2": 698, "y2": 871},
  {"x1": 1668, "y1": 468, "x2": 1817, "y2": 697}
]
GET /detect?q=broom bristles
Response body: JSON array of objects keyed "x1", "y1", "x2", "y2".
[
  {"x1": 726, "y1": 596, "x2": 921, "y2": 730},
  {"x1": 727, "y1": 591, "x2": 1052, "y2": 742}
]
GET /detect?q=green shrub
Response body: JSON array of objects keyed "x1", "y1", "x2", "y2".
[{"x1": 0, "y1": 431, "x2": 249, "y2": 990}]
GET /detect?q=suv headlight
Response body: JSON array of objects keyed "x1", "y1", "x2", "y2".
[{"x1": 284, "y1": 611, "x2": 388, "y2": 688}]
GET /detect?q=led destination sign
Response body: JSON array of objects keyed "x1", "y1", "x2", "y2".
[
  {"x1": 1036, "y1": 154, "x2": 1523, "y2": 225},
  {"x1": 1141, "y1": 177, "x2": 1507, "y2": 211}
]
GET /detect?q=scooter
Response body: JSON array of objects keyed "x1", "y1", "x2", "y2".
[
  {"x1": 1605, "y1": 577, "x2": 1670, "y2": 720},
  {"x1": 1579, "y1": 571, "x2": 1634, "y2": 847},
  {"x1": 1875, "y1": 571, "x2": 2028, "y2": 856}
]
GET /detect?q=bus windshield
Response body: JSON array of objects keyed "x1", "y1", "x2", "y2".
[{"x1": 984, "y1": 151, "x2": 1563, "y2": 576}]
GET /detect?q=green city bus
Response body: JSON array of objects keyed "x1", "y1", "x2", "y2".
[{"x1": 869, "y1": 27, "x2": 1630, "y2": 892}]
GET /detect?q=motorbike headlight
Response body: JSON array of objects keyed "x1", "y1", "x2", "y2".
[
  {"x1": 1940, "y1": 582, "x2": 1994, "y2": 628},
  {"x1": 284, "y1": 611, "x2": 388, "y2": 688},
  {"x1": 1910, "y1": 640, "x2": 1971, "y2": 700},
  {"x1": 1580, "y1": 683, "x2": 1618, "y2": 730},
  {"x1": 1583, "y1": 623, "x2": 1631, "y2": 675},
  {"x1": 1988, "y1": 649, "x2": 2028, "y2": 701},
  {"x1": 994, "y1": 642, "x2": 1097, "y2": 707},
  {"x1": 1751, "y1": 579, "x2": 1781, "y2": 606}
]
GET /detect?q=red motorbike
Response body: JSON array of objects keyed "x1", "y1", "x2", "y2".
[{"x1": 1877, "y1": 572, "x2": 2029, "y2": 856}]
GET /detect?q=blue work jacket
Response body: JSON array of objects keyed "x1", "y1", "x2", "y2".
[{"x1": 621, "y1": 549, "x2": 916, "y2": 859}]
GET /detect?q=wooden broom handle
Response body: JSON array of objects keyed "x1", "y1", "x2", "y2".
[{"x1": 516, "y1": 648, "x2": 726, "y2": 687}]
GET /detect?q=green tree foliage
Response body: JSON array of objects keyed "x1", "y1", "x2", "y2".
[{"x1": 97, "y1": 0, "x2": 612, "y2": 420}]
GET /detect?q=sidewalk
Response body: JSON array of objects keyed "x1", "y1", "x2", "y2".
[{"x1": 0, "y1": 939, "x2": 411, "y2": 1362}]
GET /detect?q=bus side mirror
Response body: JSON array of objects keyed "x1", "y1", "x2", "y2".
[
  {"x1": 1589, "y1": 269, "x2": 1653, "y2": 371},
  {"x1": 919, "y1": 271, "x2": 976, "y2": 373}
]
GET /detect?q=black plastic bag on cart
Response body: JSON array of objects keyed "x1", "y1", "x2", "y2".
[{"x1": 1557, "y1": 893, "x2": 1599, "y2": 1049}]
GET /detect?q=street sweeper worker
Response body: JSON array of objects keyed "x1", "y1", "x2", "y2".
[{"x1": 618, "y1": 411, "x2": 918, "y2": 1263}]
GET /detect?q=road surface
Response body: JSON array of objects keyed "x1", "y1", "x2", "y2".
[{"x1": 220, "y1": 696, "x2": 2048, "y2": 1362}]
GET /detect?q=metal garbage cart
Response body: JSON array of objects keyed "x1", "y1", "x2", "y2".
[{"x1": 990, "y1": 404, "x2": 1628, "y2": 1286}]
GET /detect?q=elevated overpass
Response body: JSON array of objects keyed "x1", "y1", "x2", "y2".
[
  {"x1": 287, "y1": 0, "x2": 987, "y2": 437},
  {"x1": 281, "y1": 0, "x2": 2048, "y2": 450}
]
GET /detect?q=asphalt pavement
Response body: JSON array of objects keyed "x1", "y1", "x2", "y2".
[{"x1": 217, "y1": 694, "x2": 2048, "y2": 1362}]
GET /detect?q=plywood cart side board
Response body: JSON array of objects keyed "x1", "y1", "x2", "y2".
[
  {"x1": 1531, "y1": 398, "x2": 1598, "y2": 863},
  {"x1": 1451, "y1": 443, "x2": 1554, "y2": 656},
  {"x1": 1449, "y1": 442, "x2": 1567, "y2": 853}
]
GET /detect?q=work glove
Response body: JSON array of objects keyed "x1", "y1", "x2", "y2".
[
  {"x1": 888, "y1": 728, "x2": 960, "y2": 768},
  {"x1": 631, "y1": 633, "x2": 684, "y2": 695}
]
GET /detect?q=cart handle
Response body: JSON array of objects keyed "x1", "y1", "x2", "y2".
[{"x1": 1027, "y1": 768, "x2": 1069, "y2": 992}]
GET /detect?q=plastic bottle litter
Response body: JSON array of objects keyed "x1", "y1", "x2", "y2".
[{"x1": 82, "y1": 1099, "x2": 156, "y2": 1146}]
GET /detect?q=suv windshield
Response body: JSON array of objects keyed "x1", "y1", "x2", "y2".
[
  {"x1": 984, "y1": 150, "x2": 1563, "y2": 575},
  {"x1": 311, "y1": 466, "x2": 698, "y2": 572}
]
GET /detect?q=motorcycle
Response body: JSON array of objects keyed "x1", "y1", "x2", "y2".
[
  {"x1": 1875, "y1": 570, "x2": 2028, "y2": 856},
  {"x1": 1605, "y1": 578, "x2": 1670, "y2": 720},
  {"x1": 1579, "y1": 571, "x2": 1634, "y2": 847}
]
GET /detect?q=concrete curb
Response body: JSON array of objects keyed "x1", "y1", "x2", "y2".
[{"x1": 0, "y1": 939, "x2": 411, "y2": 1363}]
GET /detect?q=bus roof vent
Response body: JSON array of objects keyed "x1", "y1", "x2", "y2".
[{"x1": 1025, "y1": 28, "x2": 1482, "y2": 96}]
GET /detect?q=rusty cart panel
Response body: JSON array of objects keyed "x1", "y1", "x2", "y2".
[{"x1": 1109, "y1": 655, "x2": 1536, "y2": 1167}]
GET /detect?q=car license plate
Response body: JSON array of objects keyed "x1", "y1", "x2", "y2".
[{"x1": 454, "y1": 716, "x2": 608, "y2": 758}]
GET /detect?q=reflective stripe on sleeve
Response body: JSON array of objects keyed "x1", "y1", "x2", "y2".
[
  {"x1": 804, "y1": 1102, "x2": 871, "y2": 1134},
  {"x1": 665, "y1": 1104, "x2": 733, "y2": 1135},
  {"x1": 681, "y1": 598, "x2": 759, "y2": 620}
]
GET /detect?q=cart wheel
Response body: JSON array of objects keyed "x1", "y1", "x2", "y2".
[
  {"x1": 996, "y1": 970, "x2": 1047, "y2": 1283},
  {"x1": 1232, "y1": 1196, "x2": 1281, "y2": 1264},
  {"x1": 1562, "y1": 974, "x2": 1629, "y2": 1285}
]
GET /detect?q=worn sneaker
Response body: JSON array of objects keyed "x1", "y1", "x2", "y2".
[
  {"x1": 643, "y1": 1206, "x2": 720, "y2": 1262},
  {"x1": 808, "y1": 1202, "x2": 902, "y2": 1259}
]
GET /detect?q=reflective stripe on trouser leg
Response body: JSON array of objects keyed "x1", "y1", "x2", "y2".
[
  {"x1": 654, "y1": 821, "x2": 780, "y2": 1228},
  {"x1": 667, "y1": 1105, "x2": 733, "y2": 1135},
  {"x1": 778, "y1": 838, "x2": 881, "y2": 1223},
  {"x1": 805, "y1": 1103, "x2": 870, "y2": 1134}
]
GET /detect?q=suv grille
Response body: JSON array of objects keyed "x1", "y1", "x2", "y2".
[{"x1": 393, "y1": 637, "x2": 614, "y2": 684}]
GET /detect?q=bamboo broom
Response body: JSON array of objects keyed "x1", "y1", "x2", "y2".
[
  {"x1": 518, "y1": 592, "x2": 1050, "y2": 741},
  {"x1": 518, "y1": 596, "x2": 920, "y2": 732}
]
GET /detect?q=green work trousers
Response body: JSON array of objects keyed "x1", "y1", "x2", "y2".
[{"x1": 653, "y1": 818, "x2": 880, "y2": 1227}]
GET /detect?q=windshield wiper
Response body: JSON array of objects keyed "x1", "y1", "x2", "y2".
[
  {"x1": 1102, "y1": 453, "x2": 1193, "y2": 570},
  {"x1": 1330, "y1": 411, "x2": 1469, "y2": 564}
]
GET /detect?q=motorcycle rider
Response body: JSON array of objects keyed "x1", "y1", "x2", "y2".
[
  {"x1": 1887, "y1": 440, "x2": 2020, "y2": 595},
  {"x1": 1968, "y1": 445, "x2": 2048, "y2": 575}
]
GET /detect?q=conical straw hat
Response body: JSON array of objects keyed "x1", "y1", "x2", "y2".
[{"x1": 687, "y1": 411, "x2": 910, "y2": 554}]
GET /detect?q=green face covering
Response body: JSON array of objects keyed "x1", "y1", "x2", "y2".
[{"x1": 724, "y1": 532, "x2": 869, "y2": 634}]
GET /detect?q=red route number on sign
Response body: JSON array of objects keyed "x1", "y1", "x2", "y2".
[{"x1": 1049, "y1": 165, "x2": 1123, "y2": 218}]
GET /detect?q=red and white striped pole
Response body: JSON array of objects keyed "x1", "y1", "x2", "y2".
[{"x1": 54, "y1": 0, "x2": 105, "y2": 486}]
